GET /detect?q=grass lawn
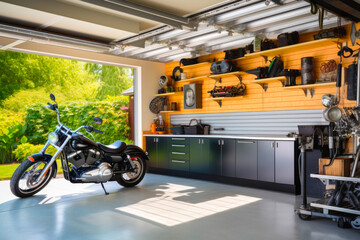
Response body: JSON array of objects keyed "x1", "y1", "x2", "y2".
[{"x1": 0, "y1": 159, "x2": 63, "y2": 180}]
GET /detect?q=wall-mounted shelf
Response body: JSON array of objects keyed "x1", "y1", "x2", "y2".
[
  {"x1": 209, "y1": 71, "x2": 246, "y2": 83},
  {"x1": 244, "y1": 38, "x2": 342, "y2": 60},
  {"x1": 205, "y1": 95, "x2": 244, "y2": 107},
  {"x1": 181, "y1": 62, "x2": 211, "y2": 70},
  {"x1": 155, "y1": 92, "x2": 176, "y2": 97},
  {"x1": 283, "y1": 82, "x2": 336, "y2": 97},
  {"x1": 252, "y1": 76, "x2": 287, "y2": 91},
  {"x1": 160, "y1": 110, "x2": 177, "y2": 113},
  {"x1": 176, "y1": 75, "x2": 209, "y2": 83}
]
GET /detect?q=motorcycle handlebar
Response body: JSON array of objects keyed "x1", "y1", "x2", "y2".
[
  {"x1": 85, "y1": 126, "x2": 103, "y2": 134},
  {"x1": 93, "y1": 128, "x2": 104, "y2": 134}
]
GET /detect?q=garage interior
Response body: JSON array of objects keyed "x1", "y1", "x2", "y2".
[{"x1": 1, "y1": 0, "x2": 360, "y2": 239}]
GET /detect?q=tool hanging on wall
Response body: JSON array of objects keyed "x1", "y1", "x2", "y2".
[
  {"x1": 310, "y1": 1, "x2": 325, "y2": 29},
  {"x1": 350, "y1": 22, "x2": 360, "y2": 46}
]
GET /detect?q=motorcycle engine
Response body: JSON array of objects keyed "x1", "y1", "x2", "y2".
[
  {"x1": 78, "y1": 163, "x2": 113, "y2": 182},
  {"x1": 67, "y1": 149, "x2": 100, "y2": 168}
]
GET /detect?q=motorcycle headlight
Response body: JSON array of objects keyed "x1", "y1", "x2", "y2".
[{"x1": 48, "y1": 132, "x2": 59, "y2": 145}]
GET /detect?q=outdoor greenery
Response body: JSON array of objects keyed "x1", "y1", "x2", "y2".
[{"x1": 0, "y1": 51, "x2": 133, "y2": 170}]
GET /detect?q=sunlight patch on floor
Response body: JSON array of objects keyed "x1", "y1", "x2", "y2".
[{"x1": 116, "y1": 183, "x2": 262, "y2": 226}]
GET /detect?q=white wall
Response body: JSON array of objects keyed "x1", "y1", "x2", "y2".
[{"x1": 0, "y1": 37, "x2": 164, "y2": 148}]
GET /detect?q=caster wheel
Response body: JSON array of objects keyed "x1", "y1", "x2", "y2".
[
  {"x1": 298, "y1": 213, "x2": 312, "y2": 221},
  {"x1": 337, "y1": 218, "x2": 351, "y2": 228},
  {"x1": 350, "y1": 217, "x2": 360, "y2": 230}
]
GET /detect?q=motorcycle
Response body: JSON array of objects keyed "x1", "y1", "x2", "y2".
[{"x1": 10, "y1": 93, "x2": 149, "y2": 198}]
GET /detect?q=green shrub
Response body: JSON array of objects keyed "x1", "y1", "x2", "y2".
[
  {"x1": 25, "y1": 100, "x2": 131, "y2": 145},
  {"x1": 0, "y1": 122, "x2": 27, "y2": 164},
  {"x1": 13, "y1": 143, "x2": 56, "y2": 162}
]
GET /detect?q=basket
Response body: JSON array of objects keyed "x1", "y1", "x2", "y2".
[
  {"x1": 184, "y1": 119, "x2": 204, "y2": 135},
  {"x1": 170, "y1": 125, "x2": 184, "y2": 135}
]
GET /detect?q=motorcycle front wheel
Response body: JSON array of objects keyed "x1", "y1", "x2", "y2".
[
  {"x1": 10, "y1": 159, "x2": 56, "y2": 198},
  {"x1": 117, "y1": 156, "x2": 147, "y2": 188}
]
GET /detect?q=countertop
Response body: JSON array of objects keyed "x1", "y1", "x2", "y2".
[{"x1": 143, "y1": 134, "x2": 296, "y2": 141}]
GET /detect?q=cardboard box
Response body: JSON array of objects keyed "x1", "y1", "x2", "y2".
[{"x1": 319, "y1": 157, "x2": 351, "y2": 176}]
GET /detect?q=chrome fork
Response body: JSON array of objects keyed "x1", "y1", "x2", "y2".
[{"x1": 35, "y1": 135, "x2": 72, "y2": 182}]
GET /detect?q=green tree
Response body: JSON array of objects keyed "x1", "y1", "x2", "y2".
[
  {"x1": 85, "y1": 63, "x2": 133, "y2": 100},
  {"x1": 0, "y1": 51, "x2": 98, "y2": 103}
]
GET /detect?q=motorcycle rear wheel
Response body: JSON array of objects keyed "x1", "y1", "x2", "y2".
[
  {"x1": 10, "y1": 159, "x2": 56, "y2": 198},
  {"x1": 117, "y1": 156, "x2": 147, "y2": 188}
]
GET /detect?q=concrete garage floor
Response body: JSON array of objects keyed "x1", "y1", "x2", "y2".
[{"x1": 0, "y1": 174, "x2": 358, "y2": 240}]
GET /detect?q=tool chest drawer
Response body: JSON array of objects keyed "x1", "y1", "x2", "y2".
[
  {"x1": 169, "y1": 159, "x2": 189, "y2": 171},
  {"x1": 169, "y1": 150, "x2": 189, "y2": 160},
  {"x1": 170, "y1": 143, "x2": 189, "y2": 153},
  {"x1": 169, "y1": 137, "x2": 188, "y2": 145}
]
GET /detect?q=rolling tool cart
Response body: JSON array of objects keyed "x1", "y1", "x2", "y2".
[{"x1": 295, "y1": 133, "x2": 360, "y2": 229}]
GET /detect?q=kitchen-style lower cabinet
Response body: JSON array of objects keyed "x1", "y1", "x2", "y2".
[
  {"x1": 145, "y1": 136, "x2": 296, "y2": 193},
  {"x1": 220, "y1": 139, "x2": 236, "y2": 177},
  {"x1": 275, "y1": 141, "x2": 295, "y2": 184},
  {"x1": 258, "y1": 141, "x2": 275, "y2": 182},
  {"x1": 146, "y1": 137, "x2": 168, "y2": 168},
  {"x1": 257, "y1": 140, "x2": 295, "y2": 184},
  {"x1": 236, "y1": 140, "x2": 258, "y2": 180}
]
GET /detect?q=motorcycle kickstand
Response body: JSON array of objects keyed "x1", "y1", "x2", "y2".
[{"x1": 100, "y1": 182, "x2": 109, "y2": 195}]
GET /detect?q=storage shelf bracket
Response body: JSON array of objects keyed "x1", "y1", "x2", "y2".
[
  {"x1": 261, "y1": 55, "x2": 268, "y2": 63},
  {"x1": 302, "y1": 88, "x2": 315, "y2": 98},
  {"x1": 255, "y1": 82, "x2": 268, "y2": 92},
  {"x1": 217, "y1": 100, "x2": 222, "y2": 107}
]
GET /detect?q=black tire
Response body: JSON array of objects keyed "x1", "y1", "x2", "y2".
[
  {"x1": 298, "y1": 213, "x2": 312, "y2": 221},
  {"x1": 10, "y1": 159, "x2": 56, "y2": 198},
  {"x1": 117, "y1": 156, "x2": 147, "y2": 188},
  {"x1": 337, "y1": 218, "x2": 351, "y2": 228}
]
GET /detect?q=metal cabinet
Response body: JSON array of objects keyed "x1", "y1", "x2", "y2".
[
  {"x1": 190, "y1": 138, "x2": 207, "y2": 173},
  {"x1": 145, "y1": 137, "x2": 168, "y2": 169},
  {"x1": 169, "y1": 137, "x2": 189, "y2": 172},
  {"x1": 189, "y1": 138, "x2": 223, "y2": 175},
  {"x1": 258, "y1": 140, "x2": 275, "y2": 182},
  {"x1": 236, "y1": 140, "x2": 258, "y2": 180},
  {"x1": 275, "y1": 141, "x2": 295, "y2": 185},
  {"x1": 258, "y1": 140, "x2": 295, "y2": 184},
  {"x1": 219, "y1": 139, "x2": 236, "y2": 177}
]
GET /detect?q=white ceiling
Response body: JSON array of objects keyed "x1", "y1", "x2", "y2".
[{"x1": 0, "y1": 0, "x2": 351, "y2": 62}]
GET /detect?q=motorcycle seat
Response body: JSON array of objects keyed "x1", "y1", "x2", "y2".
[{"x1": 97, "y1": 140, "x2": 126, "y2": 154}]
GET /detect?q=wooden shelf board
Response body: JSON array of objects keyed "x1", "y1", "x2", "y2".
[
  {"x1": 244, "y1": 38, "x2": 342, "y2": 59},
  {"x1": 159, "y1": 111, "x2": 177, "y2": 113},
  {"x1": 283, "y1": 82, "x2": 336, "y2": 89},
  {"x1": 209, "y1": 71, "x2": 246, "y2": 79},
  {"x1": 252, "y1": 76, "x2": 287, "y2": 84},
  {"x1": 205, "y1": 96, "x2": 244, "y2": 101},
  {"x1": 154, "y1": 92, "x2": 176, "y2": 96},
  {"x1": 177, "y1": 75, "x2": 209, "y2": 83},
  {"x1": 181, "y1": 62, "x2": 211, "y2": 69}
]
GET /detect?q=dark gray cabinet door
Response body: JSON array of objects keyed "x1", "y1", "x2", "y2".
[
  {"x1": 146, "y1": 137, "x2": 157, "y2": 168},
  {"x1": 236, "y1": 140, "x2": 258, "y2": 180},
  {"x1": 257, "y1": 140, "x2": 275, "y2": 182},
  {"x1": 157, "y1": 137, "x2": 168, "y2": 169},
  {"x1": 189, "y1": 138, "x2": 207, "y2": 173},
  {"x1": 208, "y1": 138, "x2": 222, "y2": 175},
  {"x1": 222, "y1": 139, "x2": 236, "y2": 177},
  {"x1": 275, "y1": 141, "x2": 295, "y2": 184}
]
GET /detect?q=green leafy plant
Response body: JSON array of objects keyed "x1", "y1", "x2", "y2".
[
  {"x1": 0, "y1": 123, "x2": 27, "y2": 164},
  {"x1": 13, "y1": 143, "x2": 56, "y2": 162}
]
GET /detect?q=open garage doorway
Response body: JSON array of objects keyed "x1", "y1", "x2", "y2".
[{"x1": 0, "y1": 50, "x2": 135, "y2": 180}]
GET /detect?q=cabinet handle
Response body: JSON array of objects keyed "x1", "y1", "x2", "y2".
[
  {"x1": 172, "y1": 152, "x2": 185, "y2": 155},
  {"x1": 272, "y1": 142, "x2": 275, "y2": 148},
  {"x1": 221, "y1": 140, "x2": 224, "y2": 145},
  {"x1": 172, "y1": 160, "x2": 186, "y2": 164},
  {"x1": 172, "y1": 138, "x2": 185, "y2": 140},
  {"x1": 218, "y1": 140, "x2": 220, "y2": 145},
  {"x1": 199, "y1": 139, "x2": 201, "y2": 144},
  {"x1": 276, "y1": 142, "x2": 279, "y2": 148},
  {"x1": 156, "y1": 138, "x2": 159, "y2": 142},
  {"x1": 202, "y1": 139, "x2": 204, "y2": 144},
  {"x1": 154, "y1": 138, "x2": 156, "y2": 142},
  {"x1": 172, "y1": 144, "x2": 185, "y2": 147},
  {"x1": 237, "y1": 141, "x2": 255, "y2": 144}
]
